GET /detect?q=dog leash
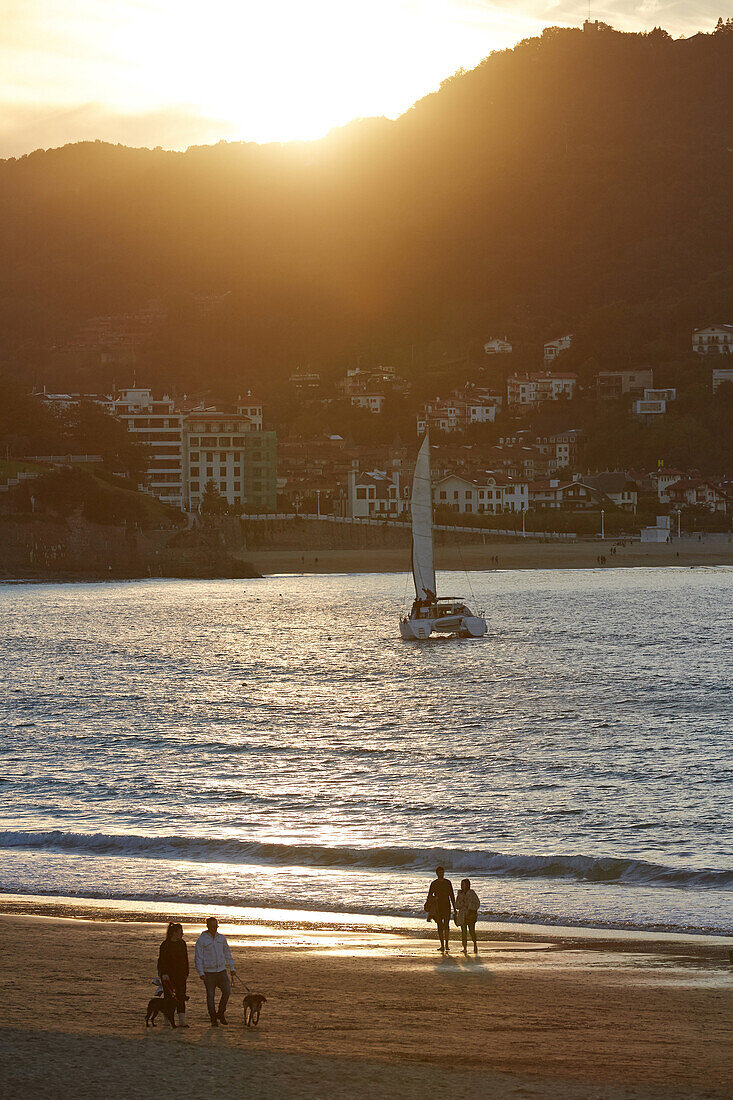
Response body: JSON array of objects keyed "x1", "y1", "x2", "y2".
[{"x1": 230, "y1": 972, "x2": 250, "y2": 993}]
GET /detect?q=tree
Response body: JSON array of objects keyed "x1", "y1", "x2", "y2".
[{"x1": 200, "y1": 479, "x2": 228, "y2": 515}]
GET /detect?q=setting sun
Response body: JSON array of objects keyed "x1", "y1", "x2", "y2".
[{"x1": 3, "y1": 0, "x2": 712, "y2": 156}]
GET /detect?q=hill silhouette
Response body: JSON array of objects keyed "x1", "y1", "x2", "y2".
[{"x1": 1, "y1": 22, "x2": 732, "y2": 396}]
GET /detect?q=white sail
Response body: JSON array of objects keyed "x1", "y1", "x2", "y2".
[{"x1": 410, "y1": 433, "x2": 436, "y2": 601}]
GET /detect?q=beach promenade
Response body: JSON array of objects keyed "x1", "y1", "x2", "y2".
[{"x1": 1, "y1": 911, "x2": 730, "y2": 1099}]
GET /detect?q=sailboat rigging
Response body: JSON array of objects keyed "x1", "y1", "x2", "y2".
[{"x1": 399, "y1": 433, "x2": 487, "y2": 640}]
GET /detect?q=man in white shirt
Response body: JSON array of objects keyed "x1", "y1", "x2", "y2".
[{"x1": 194, "y1": 917, "x2": 237, "y2": 1026}]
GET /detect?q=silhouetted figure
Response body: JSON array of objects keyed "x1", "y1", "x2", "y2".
[
  {"x1": 158, "y1": 922, "x2": 189, "y2": 1027},
  {"x1": 425, "y1": 866, "x2": 456, "y2": 953},
  {"x1": 455, "y1": 878, "x2": 481, "y2": 954}
]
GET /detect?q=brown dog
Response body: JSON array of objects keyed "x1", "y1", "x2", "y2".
[
  {"x1": 242, "y1": 993, "x2": 267, "y2": 1027},
  {"x1": 145, "y1": 994, "x2": 178, "y2": 1028}
]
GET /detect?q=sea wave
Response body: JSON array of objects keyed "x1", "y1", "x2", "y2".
[{"x1": 1, "y1": 830, "x2": 731, "y2": 890}]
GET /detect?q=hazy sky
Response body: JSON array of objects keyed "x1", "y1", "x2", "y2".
[{"x1": 0, "y1": 0, "x2": 722, "y2": 157}]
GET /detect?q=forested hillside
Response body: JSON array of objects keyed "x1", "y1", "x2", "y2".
[{"x1": 1, "y1": 22, "x2": 732, "y2": 395}]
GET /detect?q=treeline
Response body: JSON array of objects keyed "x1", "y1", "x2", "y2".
[
  {"x1": 0, "y1": 373, "x2": 146, "y2": 475},
  {"x1": 0, "y1": 24, "x2": 732, "y2": 400}
]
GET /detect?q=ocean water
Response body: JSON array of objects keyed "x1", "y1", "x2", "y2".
[{"x1": 1, "y1": 569, "x2": 732, "y2": 935}]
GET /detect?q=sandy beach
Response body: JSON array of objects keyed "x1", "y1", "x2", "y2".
[
  {"x1": 242, "y1": 537, "x2": 733, "y2": 576},
  {"x1": 1, "y1": 904, "x2": 731, "y2": 1099}
]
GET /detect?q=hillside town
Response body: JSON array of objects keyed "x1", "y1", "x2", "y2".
[{"x1": 2, "y1": 323, "x2": 733, "y2": 539}]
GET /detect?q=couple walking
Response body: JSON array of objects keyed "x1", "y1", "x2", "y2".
[
  {"x1": 425, "y1": 866, "x2": 480, "y2": 954},
  {"x1": 157, "y1": 916, "x2": 238, "y2": 1027}
]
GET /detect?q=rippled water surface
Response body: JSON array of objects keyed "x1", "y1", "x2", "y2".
[{"x1": 1, "y1": 569, "x2": 732, "y2": 933}]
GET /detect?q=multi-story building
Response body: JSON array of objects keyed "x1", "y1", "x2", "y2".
[
  {"x1": 583, "y1": 472, "x2": 638, "y2": 511},
  {"x1": 351, "y1": 393, "x2": 385, "y2": 414},
  {"x1": 667, "y1": 478, "x2": 732, "y2": 513},
  {"x1": 237, "y1": 394, "x2": 263, "y2": 431},
  {"x1": 483, "y1": 337, "x2": 512, "y2": 355},
  {"x1": 597, "y1": 369, "x2": 654, "y2": 398},
  {"x1": 288, "y1": 369, "x2": 322, "y2": 390},
  {"x1": 692, "y1": 325, "x2": 733, "y2": 356},
  {"x1": 182, "y1": 407, "x2": 276, "y2": 512},
  {"x1": 506, "y1": 372, "x2": 577, "y2": 406},
  {"x1": 416, "y1": 395, "x2": 499, "y2": 435},
  {"x1": 712, "y1": 368, "x2": 733, "y2": 393},
  {"x1": 105, "y1": 388, "x2": 184, "y2": 508},
  {"x1": 534, "y1": 430, "x2": 585, "y2": 472},
  {"x1": 347, "y1": 469, "x2": 403, "y2": 518},
  {"x1": 543, "y1": 334, "x2": 574, "y2": 364},
  {"x1": 527, "y1": 478, "x2": 603, "y2": 511},
  {"x1": 433, "y1": 474, "x2": 528, "y2": 514}
]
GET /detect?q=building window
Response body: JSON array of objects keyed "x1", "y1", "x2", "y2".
[
  {"x1": 190, "y1": 467, "x2": 199, "y2": 477},
  {"x1": 440, "y1": 491, "x2": 447, "y2": 500},
  {"x1": 207, "y1": 467, "x2": 213, "y2": 478},
  {"x1": 356, "y1": 488, "x2": 367, "y2": 499},
  {"x1": 219, "y1": 482, "x2": 227, "y2": 492}
]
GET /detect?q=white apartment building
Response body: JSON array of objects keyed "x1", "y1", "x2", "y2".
[
  {"x1": 693, "y1": 325, "x2": 733, "y2": 356},
  {"x1": 351, "y1": 393, "x2": 385, "y2": 414},
  {"x1": 347, "y1": 469, "x2": 402, "y2": 517},
  {"x1": 655, "y1": 469, "x2": 686, "y2": 503},
  {"x1": 712, "y1": 368, "x2": 733, "y2": 393},
  {"x1": 105, "y1": 388, "x2": 183, "y2": 508},
  {"x1": 543, "y1": 334, "x2": 574, "y2": 363},
  {"x1": 506, "y1": 372, "x2": 577, "y2": 406},
  {"x1": 483, "y1": 337, "x2": 512, "y2": 355},
  {"x1": 237, "y1": 395, "x2": 263, "y2": 430},
  {"x1": 433, "y1": 474, "x2": 528, "y2": 515},
  {"x1": 416, "y1": 396, "x2": 499, "y2": 435},
  {"x1": 183, "y1": 408, "x2": 255, "y2": 511}
]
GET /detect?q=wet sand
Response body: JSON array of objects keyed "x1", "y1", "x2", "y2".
[
  {"x1": 1, "y1": 906, "x2": 731, "y2": 1098},
  {"x1": 243, "y1": 538, "x2": 733, "y2": 576}
]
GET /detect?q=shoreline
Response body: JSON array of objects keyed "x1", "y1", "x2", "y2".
[
  {"x1": 242, "y1": 538, "x2": 733, "y2": 576},
  {"x1": 1, "y1": 907, "x2": 731, "y2": 1098},
  {"x1": 3, "y1": 537, "x2": 733, "y2": 582},
  {"x1": 1, "y1": 892, "x2": 731, "y2": 951}
]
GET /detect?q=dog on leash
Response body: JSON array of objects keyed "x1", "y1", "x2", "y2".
[
  {"x1": 145, "y1": 994, "x2": 178, "y2": 1028},
  {"x1": 242, "y1": 993, "x2": 267, "y2": 1027}
]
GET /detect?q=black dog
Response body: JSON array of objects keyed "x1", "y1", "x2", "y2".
[
  {"x1": 145, "y1": 994, "x2": 178, "y2": 1028},
  {"x1": 243, "y1": 993, "x2": 267, "y2": 1027}
]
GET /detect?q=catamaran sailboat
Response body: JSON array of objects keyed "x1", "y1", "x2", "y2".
[{"x1": 399, "y1": 433, "x2": 487, "y2": 640}]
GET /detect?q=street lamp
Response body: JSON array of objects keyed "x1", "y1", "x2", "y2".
[
  {"x1": 522, "y1": 505, "x2": 526, "y2": 536},
  {"x1": 601, "y1": 509, "x2": 605, "y2": 540},
  {"x1": 316, "y1": 489, "x2": 321, "y2": 518},
  {"x1": 676, "y1": 509, "x2": 681, "y2": 538}
]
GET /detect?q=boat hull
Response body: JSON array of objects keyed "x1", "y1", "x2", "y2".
[{"x1": 399, "y1": 614, "x2": 487, "y2": 640}]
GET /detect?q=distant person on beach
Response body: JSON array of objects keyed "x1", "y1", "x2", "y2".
[
  {"x1": 425, "y1": 866, "x2": 456, "y2": 953},
  {"x1": 194, "y1": 917, "x2": 237, "y2": 1026},
  {"x1": 455, "y1": 879, "x2": 481, "y2": 954},
  {"x1": 158, "y1": 922, "x2": 190, "y2": 1027}
]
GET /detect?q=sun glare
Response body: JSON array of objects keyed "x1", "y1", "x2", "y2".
[{"x1": 2, "y1": 1, "x2": 545, "y2": 151}]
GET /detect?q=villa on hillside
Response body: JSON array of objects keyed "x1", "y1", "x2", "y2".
[
  {"x1": 543, "y1": 334, "x2": 574, "y2": 363},
  {"x1": 692, "y1": 324, "x2": 733, "y2": 356}
]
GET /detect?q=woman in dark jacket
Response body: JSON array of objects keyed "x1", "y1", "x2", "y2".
[{"x1": 157, "y1": 923, "x2": 189, "y2": 1027}]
